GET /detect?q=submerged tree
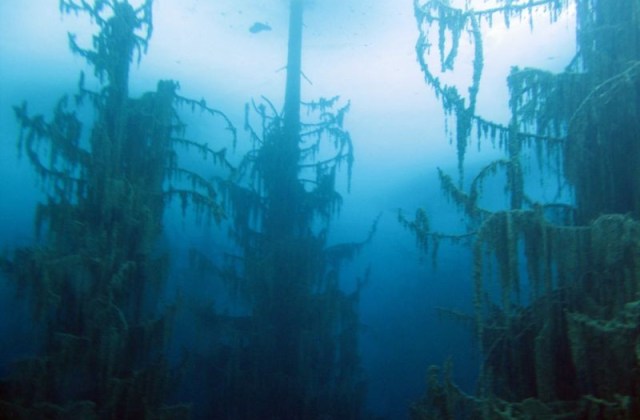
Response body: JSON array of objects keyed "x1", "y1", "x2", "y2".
[
  {"x1": 0, "y1": 0, "x2": 234, "y2": 417},
  {"x1": 186, "y1": 0, "x2": 369, "y2": 418},
  {"x1": 405, "y1": 0, "x2": 640, "y2": 417}
]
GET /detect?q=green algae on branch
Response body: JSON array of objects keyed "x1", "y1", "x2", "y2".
[{"x1": 408, "y1": 0, "x2": 640, "y2": 418}]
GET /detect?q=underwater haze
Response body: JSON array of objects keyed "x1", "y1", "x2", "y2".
[{"x1": 4, "y1": 0, "x2": 640, "y2": 419}]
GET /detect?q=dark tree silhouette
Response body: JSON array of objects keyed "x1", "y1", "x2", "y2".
[
  {"x1": 190, "y1": 0, "x2": 371, "y2": 418},
  {"x1": 0, "y1": 1, "x2": 234, "y2": 417}
]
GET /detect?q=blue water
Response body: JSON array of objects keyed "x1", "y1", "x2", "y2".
[{"x1": 0, "y1": 1, "x2": 575, "y2": 418}]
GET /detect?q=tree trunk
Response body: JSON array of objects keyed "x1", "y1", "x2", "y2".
[{"x1": 284, "y1": 0, "x2": 304, "y2": 136}]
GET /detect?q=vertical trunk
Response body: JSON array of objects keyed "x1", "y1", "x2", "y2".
[
  {"x1": 284, "y1": 0, "x2": 304, "y2": 136},
  {"x1": 251, "y1": 2, "x2": 309, "y2": 417},
  {"x1": 265, "y1": 0, "x2": 304, "y2": 240}
]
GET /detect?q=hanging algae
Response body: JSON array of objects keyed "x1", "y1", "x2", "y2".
[
  {"x1": 407, "y1": 0, "x2": 640, "y2": 418},
  {"x1": 0, "y1": 0, "x2": 235, "y2": 418}
]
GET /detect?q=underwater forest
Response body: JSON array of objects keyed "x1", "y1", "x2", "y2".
[{"x1": 0, "y1": 0, "x2": 639, "y2": 418}]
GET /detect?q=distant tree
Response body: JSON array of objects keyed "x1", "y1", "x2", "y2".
[
  {"x1": 404, "y1": 0, "x2": 640, "y2": 417},
  {"x1": 190, "y1": 0, "x2": 371, "y2": 418},
  {"x1": 0, "y1": 0, "x2": 234, "y2": 417}
]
